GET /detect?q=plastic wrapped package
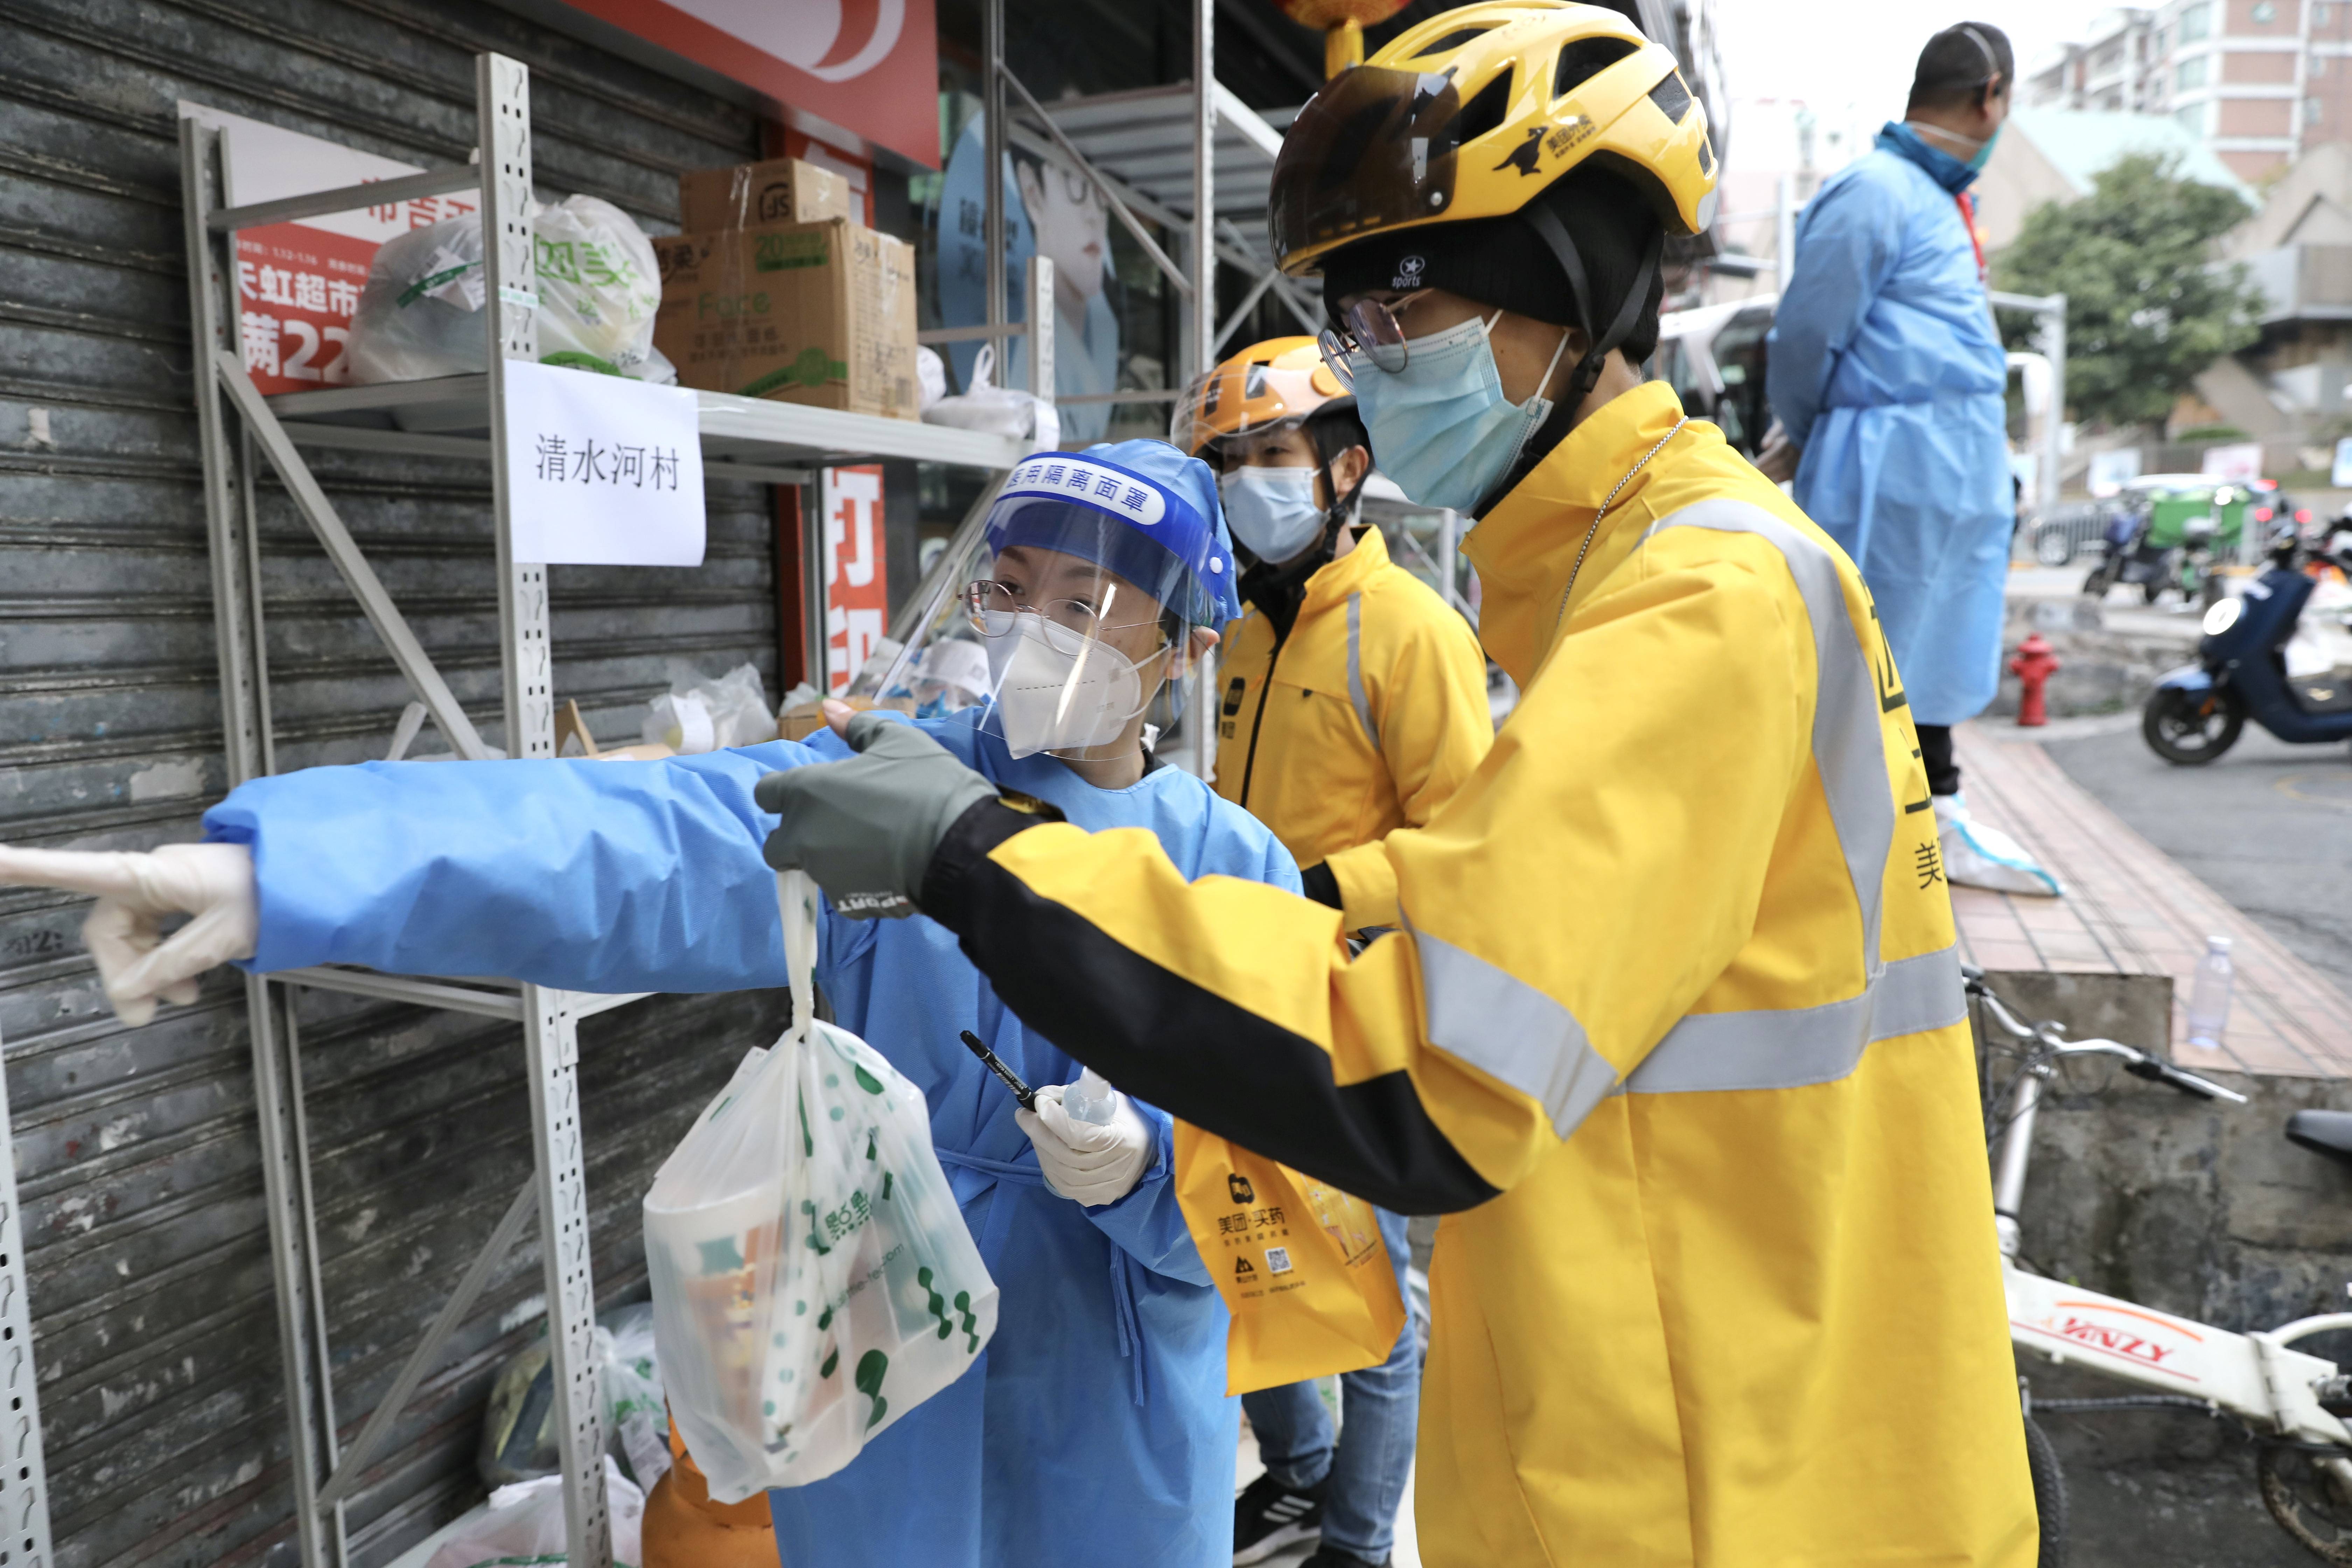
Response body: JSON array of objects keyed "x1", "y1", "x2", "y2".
[
  {"x1": 426, "y1": 1457, "x2": 645, "y2": 1568},
  {"x1": 346, "y1": 195, "x2": 675, "y2": 384},
  {"x1": 478, "y1": 1304, "x2": 671, "y2": 1489},
  {"x1": 643, "y1": 873, "x2": 999, "y2": 1503},
  {"x1": 641, "y1": 663, "x2": 774, "y2": 753}
]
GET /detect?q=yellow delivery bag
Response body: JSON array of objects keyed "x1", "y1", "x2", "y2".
[{"x1": 1174, "y1": 1123, "x2": 1407, "y2": 1395}]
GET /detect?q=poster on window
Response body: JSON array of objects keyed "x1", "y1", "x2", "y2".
[
  {"x1": 180, "y1": 102, "x2": 478, "y2": 396},
  {"x1": 824, "y1": 465, "x2": 890, "y2": 694}
]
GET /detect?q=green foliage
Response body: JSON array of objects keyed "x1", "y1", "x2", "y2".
[
  {"x1": 1993, "y1": 153, "x2": 2263, "y2": 430},
  {"x1": 2172, "y1": 424, "x2": 2251, "y2": 443}
]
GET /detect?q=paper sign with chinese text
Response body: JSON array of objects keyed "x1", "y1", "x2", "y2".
[
  {"x1": 503, "y1": 360, "x2": 705, "y2": 566},
  {"x1": 182, "y1": 103, "x2": 481, "y2": 397},
  {"x1": 824, "y1": 466, "x2": 889, "y2": 694}
]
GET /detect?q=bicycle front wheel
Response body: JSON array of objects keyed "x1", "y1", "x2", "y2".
[{"x1": 2025, "y1": 1413, "x2": 2070, "y2": 1568}]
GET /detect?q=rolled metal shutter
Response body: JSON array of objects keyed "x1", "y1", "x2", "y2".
[{"x1": 0, "y1": 2, "x2": 795, "y2": 1561}]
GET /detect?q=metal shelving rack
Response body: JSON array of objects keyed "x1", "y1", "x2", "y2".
[
  {"x1": 177, "y1": 52, "x2": 1032, "y2": 1568},
  {"x1": 176, "y1": 0, "x2": 1246, "y2": 1558}
]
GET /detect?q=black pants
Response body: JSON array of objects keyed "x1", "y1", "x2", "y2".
[{"x1": 1918, "y1": 724, "x2": 1960, "y2": 797}]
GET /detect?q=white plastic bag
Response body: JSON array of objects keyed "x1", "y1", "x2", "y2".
[
  {"x1": 426, "y1": 1457, "x2": 645, "y2": 1568},
  {"x1": 922, "y1": 343, "x2": 1060, "y2": 455},
  {"x1": 476, "y1": 1305, "x2": 671, "y2": 1489},
  {"x1": 643, "y1": 872, "x2": 998, "y2": 1503},
  {"x1": 642, "y1": 663, "x2": 774, "y2": 753},
  {"x1": 347, "y1": 195, "x2": 675, "y2": 385}
]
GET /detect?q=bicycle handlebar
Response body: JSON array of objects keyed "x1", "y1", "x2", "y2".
[
  {"x1": 1966, "y1": 970, "x2": 2248, "y2": 1104},
  {"x1": 2123, "y1": 1055, "x2": 2250, "y2": 1104}
]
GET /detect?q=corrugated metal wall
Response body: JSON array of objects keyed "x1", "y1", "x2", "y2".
[{"x1": 0, "y1": 1, "x2": 797, "y2": 1562}]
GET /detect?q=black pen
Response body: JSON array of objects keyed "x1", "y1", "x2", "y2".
[{"x1": 959, "y1": 1029, "x2": 1037, "y2": 1110}]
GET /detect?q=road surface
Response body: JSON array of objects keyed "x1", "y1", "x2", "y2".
[{"x1": 2041, "y1": 715, "x2": 2352, "y2": 996}]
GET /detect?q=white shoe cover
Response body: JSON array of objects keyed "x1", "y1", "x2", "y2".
[{"x1": 1934, "y1": 794, "x2": 2063, "y2": 897}]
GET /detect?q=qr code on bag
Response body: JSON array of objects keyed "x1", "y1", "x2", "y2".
[{"x1": 1264, "y1": 1247, "x2": 1293, "y2": 1276}]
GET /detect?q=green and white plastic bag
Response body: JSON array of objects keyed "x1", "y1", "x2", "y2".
[
  {"x1": 346, "y1": 193, "x2": 674, "y2": 384},
  {"x1": 643, "y1": 871, "x2": 998, "y2": 1504}
]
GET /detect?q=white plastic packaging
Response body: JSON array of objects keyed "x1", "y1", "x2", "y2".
[
  {"x1": 1063, "y1": 1067, "x2": 1117, "y2": 1126},
  {"x1": 643, "y1": 663, "x2": 774, "y2": 753},
  {"x1": 643, "y1": 872, "x2": 999, "y2": 1503},
  {"x1": 2186, "y1": 935, "x2": 2234, "y2": 1050},
  {"x1": 425, "y1": 1456, "x2": 645, "y2": 1568},
  {"x1": 347, "y1": 195, "x2": 676, "y2": 385},
  {"x1": 920, "y1": 343, "x2": 1061, "y2": 454}
]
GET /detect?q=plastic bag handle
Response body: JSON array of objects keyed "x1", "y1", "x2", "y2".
[{"x1": 776, "y1": 869, "x2": 820, "y2": 1043}]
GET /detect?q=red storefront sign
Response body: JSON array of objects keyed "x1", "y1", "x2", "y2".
[
  {"x1": 558, "y1": 0, "x2": 939, "y2": 169},
  {"x1": 823, "y1": 465, "x2": 890, "y2": 694}
]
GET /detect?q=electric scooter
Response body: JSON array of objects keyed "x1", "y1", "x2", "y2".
[{"x1": 2141, "y1": 525, "x2": 2352, "y2": 764}]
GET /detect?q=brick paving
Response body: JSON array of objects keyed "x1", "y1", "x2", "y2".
[{"x1": 1949, "y1": 722, "x2": 2352, "y2": 1077}]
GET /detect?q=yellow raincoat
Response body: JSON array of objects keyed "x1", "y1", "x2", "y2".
[
  {"x1": 923, "y1": 381, "x2": 2035, "y2": 1566},
  {"x1": 1214, "y1": 525, "x2": 1492, "y2": 929}
]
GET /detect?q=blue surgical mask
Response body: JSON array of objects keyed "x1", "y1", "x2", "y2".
[
  {"x1": 1219, "y1": 464, "x2": 1328, "y2": 564},
  {"x1": 1351, "y1": 314, "x2": 1570, "y2": 514},
  {"x1": 1968, "y1": 121, "x2": 2003, "y2": 170}
]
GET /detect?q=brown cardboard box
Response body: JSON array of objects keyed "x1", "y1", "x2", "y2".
[
  {"x1": 678, "y1": 158, "x2": 854, "y2": 232},
  {"x1": 652, "y1": 219, "x2": 918, "y2": 419}
]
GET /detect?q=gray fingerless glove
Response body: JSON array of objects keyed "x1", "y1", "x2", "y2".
[{"x1": 755, "y1": 713, "x2": 1000, "y2": 918}]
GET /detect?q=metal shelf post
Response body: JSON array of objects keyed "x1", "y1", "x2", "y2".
[
  {"x1": 0, "y1": 1031, "x2": 55, "y2": 1568},
  {"x1": 479, "y1": 52, "x2": 614, "y2": 1568}
]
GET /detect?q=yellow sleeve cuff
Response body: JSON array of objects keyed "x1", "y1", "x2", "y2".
[{"x1": 1326, "y1": 840, "x2": 1400, "y2": 931}]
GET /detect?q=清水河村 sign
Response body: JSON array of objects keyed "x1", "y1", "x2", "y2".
[{"x1": 503, "y1": 359, "x2": 707, "y2": 567}]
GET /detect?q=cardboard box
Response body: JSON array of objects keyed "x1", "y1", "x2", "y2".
[
  {"x1": 652, "y1": 219, "x2": 918, "y2": 419},
  {"x1": 679, "y1": 158, "x2": 854, "y2": 232}
]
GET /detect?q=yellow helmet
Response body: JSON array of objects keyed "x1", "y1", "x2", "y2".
[
  {"x1": 1171, "y1": 336, "x2": 1354, "y2": 458},
  {"x1": 1268, "y1": 1, "x2": 1717, "y2": 278}
]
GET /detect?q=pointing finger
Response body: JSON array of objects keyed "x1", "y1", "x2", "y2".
[{"x1": 0, "y1": 847, "x2": 157, "y2": 902}]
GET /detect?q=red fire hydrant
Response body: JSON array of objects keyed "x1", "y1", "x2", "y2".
[{"x1": 2010, "y1": 633, "x2": 2061, "y2": 727}]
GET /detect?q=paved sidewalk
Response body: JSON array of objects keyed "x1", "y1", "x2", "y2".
[{"x1": 1950, "y1": 720, "x2": 2352, "y2": 1078}]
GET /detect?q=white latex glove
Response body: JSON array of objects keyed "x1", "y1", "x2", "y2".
[
  {"x1": 1015, "y1": 1084, "x2": 1153, "y2": 1208},
  {"x1": 0, "y1": 843, "x2": 258, "y2": 1026}
]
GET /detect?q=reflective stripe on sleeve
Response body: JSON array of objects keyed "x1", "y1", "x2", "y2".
[
  {"x1": 1641, "y1": 499, "x2": 1894, "y2": 969},
  {"x1": 1415, "y1": 926, "x2": 1619, "y2": 1137},
  {"x1": 1623, "y1": 945, "x2": 1966, "y2": 1094},
  {"x1": 1346, "y1": 594, "x2": 1379, "y2": 749}
]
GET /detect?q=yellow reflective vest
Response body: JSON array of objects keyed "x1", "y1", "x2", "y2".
[
  {"x1": 923, "y1": 380, "x2": 2035, "y2": 1566},
  {"x1": 1213, "y1": 525, "x2": 1492, "y2": 929}
]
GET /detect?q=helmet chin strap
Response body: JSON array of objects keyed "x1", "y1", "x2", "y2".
[{"x1": 1478, "y1": 210, "x2": 1664, "y2": 516}]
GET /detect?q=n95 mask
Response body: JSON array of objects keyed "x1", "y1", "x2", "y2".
[{"x1": 985, "y1": 611, "x2": 1152, "y2": 759}]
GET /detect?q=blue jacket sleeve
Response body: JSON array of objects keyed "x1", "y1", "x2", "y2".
[
  {"x1": 1764, "y1": 173, "x2": 1905, "y2": 448},
  {"x1": 202, "y1": 743, "x2": 821, "y2": 992},
  {"x1": 1080, "y1": 1108, "x2": 1210, "y2": 1286}
]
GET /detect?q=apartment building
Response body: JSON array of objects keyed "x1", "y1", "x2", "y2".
[{"x1": 2025, "y1": 1, "x2": 2352, "y2": 180}]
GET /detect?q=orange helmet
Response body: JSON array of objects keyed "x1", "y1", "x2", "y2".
[{"x1": 1171, "y1": 336, "x2": 1356, "y2": 458}]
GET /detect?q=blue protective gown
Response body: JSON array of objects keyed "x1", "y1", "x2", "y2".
[
  {"x1": 1765, "y1": 122, "x2": 2012, "y2": 726},
  {"x1": 201, "y1": 713, "x2": 1300, "y2": 1568}
]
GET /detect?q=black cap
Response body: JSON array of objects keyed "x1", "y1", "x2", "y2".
[{"x1": 1320, "y1": 166, "x2": 1666, "y2": 363}]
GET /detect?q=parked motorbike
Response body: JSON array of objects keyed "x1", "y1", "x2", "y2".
[
  {"x1": 2084, "y1": 479, "x2": 2249, "y2": 608},
  {"x1": 2142, "y1": 523, "x2": 2352, "y2": 764}
]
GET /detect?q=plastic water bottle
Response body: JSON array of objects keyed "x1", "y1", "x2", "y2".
[
  {"x1": 2186, "y1": 936, "x2": 2234, "y2": 1050},
  {"x1": 1063, "y1": 1067, "x2": 1117, "y2": 1125}
]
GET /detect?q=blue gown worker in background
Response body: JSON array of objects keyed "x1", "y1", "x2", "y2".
[
  {"x1": 1762, "y1": 21, "x2": 2060, "y2": 895},
  {"x1": 0, "y1": 441, "x2": 1287, "y2": 1568}
]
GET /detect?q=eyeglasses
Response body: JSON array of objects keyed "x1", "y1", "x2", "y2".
[
  {"x1": 1317, "y1": 289, "x2": 1436, "y2": 387},
  {"x1": 962, "y1": 580, "x2": 1163, "y2": 654}
]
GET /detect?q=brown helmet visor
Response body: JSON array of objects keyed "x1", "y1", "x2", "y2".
[{"x1": 1269, "y1": 66, "x2": 1462, "y2": 274}]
